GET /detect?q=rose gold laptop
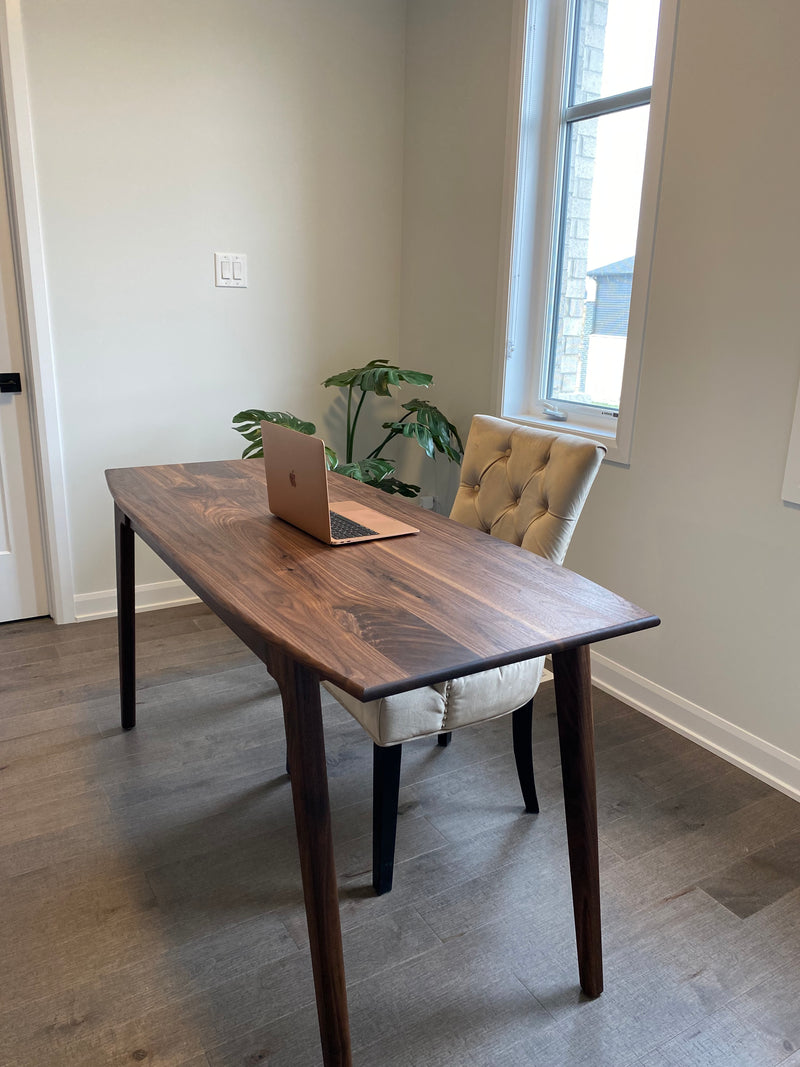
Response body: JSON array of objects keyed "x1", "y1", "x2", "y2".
[{"x1": 261, "y1": 421, "x2": 419, "y2": 545}]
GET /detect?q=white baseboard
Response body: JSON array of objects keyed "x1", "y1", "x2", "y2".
[
  {"x1": 590, "y1": 651, "x2": 800, "y2": 803},
  {"x1": 74, "y1": 578, "x2": 199, "y2": 621}
]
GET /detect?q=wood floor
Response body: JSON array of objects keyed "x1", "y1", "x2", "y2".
[{"x1": 2, "y1": 602, "x2": 800, "y2": 1067}]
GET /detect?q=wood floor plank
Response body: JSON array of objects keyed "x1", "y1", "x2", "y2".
[
  {"x1": 2, "y1": 606, "x2": 800, "y2": 1067},
  {"x1": 728, "y1": 964, "x2": 800, "y2": 1058},
  {"x1": 0, "y1": 912, "x2": 301, "y2": 1055},
  {"x1": 598, "y1": 765, "x2": 774, "y2": 860},
  {"x1": 0, "y1": 812, "x2": 123, "y2": 881},
  {"x1": 0, "y1": 783, "x2": 110, "y2": 847},
  {"x1": 696, "y1": 829, "x2": 800, "y2": 917},
  {"x1": 208, "y1": 937, "x2": 552, "y2": 1067},
  {"x1": 644, "y1": 1004, "x2": 795, "y2": 1067},
  {"x1": 0, "y1": 615, "x2": 57, "y2": 653},
  {"x1": 1, "y1": 908, "x2": 437, "y2": 1067},
  {"x1": 51, "y1": 610, "x2": 220, "y2": 658},
  {"x1": 0, "y1": 693, "x2": 113, "y2": 743},
  {"x1": 0, "y1": 627, "x2": 255, "y2": 698},
  {"x1": 0, "y1": 641, "x2": 60, "y2": 669},
  {"x1": 730, "y1": 885, "x2": 800, "y2": 970}
]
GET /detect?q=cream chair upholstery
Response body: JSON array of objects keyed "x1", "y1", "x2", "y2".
[{"x1": 324, "y1": 414, "x2": 606, "y2": 892}]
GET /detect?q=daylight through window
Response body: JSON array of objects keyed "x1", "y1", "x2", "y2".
[
  {"x1": 548, "y1": 0, "x2": 660, "y2": 411},
  {"x1": 501, "y1": 0, "x2": 676, "y2": 462}
]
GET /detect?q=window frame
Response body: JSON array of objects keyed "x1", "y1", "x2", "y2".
[
  {"x1": 782, "y1": 383, "x2": 800, "y2": 505},
  {"x1": 495, "y1": 0, "x2": 680, "y2": 465}
]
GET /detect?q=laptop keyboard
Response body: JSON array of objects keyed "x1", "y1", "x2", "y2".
[{"x1": 329, "y1": 510, "x2": 378, "y2": 540}]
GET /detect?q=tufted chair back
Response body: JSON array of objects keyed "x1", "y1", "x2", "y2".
[{"x1": 449, "y1": 414, "x2": 606, "y2": 565}]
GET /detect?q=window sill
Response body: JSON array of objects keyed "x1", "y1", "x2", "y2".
[{"x1": 499, "y1": 411, "x2": 631, "y2": 466}]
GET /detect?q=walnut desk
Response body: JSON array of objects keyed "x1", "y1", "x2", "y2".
[{"x1": 105, "y1": 459, "x2": 659, "y2": 1067}]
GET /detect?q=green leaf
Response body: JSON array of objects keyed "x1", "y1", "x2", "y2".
[
  {"x1": 322, "y1": 359, "x2": 392, "y2": 389},
  {"x1": 337, "y1": 457, "x2": 420, "y2": 497},
  {"x1": 399, "y1": 399, "x2": 464, "y2": 461},
  {"x1": 323, "y1": 359, "x2": 433, "y2": 398},
  {"x1": 322, "y1": 368, "x2": 364, "y2": 388},
  {"x1": 395, "y1": 369, "x2": 433, "y2": 387},
  {"x1": 380, "y1": 401, "x2": 463, "y2": 464},
  {"x1": 232, "y1": 409, "x2": 316, "y2": 435},
  {"x1": 238, "y1": 427, "x2": 264, "y2": 442},
  {"x1": 231, "y1": 409, "x2": 316, "y2": 459},
  {"x1": 380, "y1": 420, "x2": 435, "y2": 458},
  {"x1": 241, "y1": 439, "x2": 265, "y2": 460},
  {"x1": 234, "y1": 366, "x2": 459, "y2": 485},
  {"x1": 337, "y1": 457, "x2": 396, "y2": 483}
]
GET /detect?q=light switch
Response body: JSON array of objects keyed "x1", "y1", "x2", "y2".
[{"x1": 214, "y1": 252, "x2": 248, "y2": 288}]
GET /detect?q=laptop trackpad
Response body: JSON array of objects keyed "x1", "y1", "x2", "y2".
[{"x1": 335, "y1": 501, "x2": 419, "y2": 537}]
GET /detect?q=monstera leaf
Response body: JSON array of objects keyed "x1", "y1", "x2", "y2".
[
  {"x1": 335, "y1": 457, "x2": 395, "y2": 483},
  {"x1": 231, "y1": 409, "x2": 316, "y2": 459},
  {"x1": 323, "y1": 359, "x2": 432, "y2": 397},
  {"x1": 335, "y1": 457, "x2": 420, "y2": 497},
  {"x1": 233, "y1": 358, "x2": 462, "y2": 499},
  {"x1": 380, "y1": 399, "x2": 464, "y2": 462}
]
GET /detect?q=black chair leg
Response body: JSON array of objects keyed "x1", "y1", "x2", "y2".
[
  {"x1": 373, "y1": 742, "x2": 403, "y2": 895},
  {"x1": 437, "y1": 731, "x2": 452, "y2": 747},
  {"x1": 512, "y1": 698, "x2": 539, "y2": 813}
]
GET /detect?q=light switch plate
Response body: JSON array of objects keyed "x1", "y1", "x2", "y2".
[{"x1": 214, "y1": 252, "x2": 247, "y2": 288}]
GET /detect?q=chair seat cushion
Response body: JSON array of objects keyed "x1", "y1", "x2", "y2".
[{"x1": 322, "y1": 657, "x2": 544, "y2": 746}]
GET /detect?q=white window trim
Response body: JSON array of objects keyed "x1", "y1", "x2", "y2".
[
  {"x1": 782, "y1": 381, "x2": 800, "y2": 506},
  {"x1": 493, "y1": 0, "x2": 680, "y2": 465}
]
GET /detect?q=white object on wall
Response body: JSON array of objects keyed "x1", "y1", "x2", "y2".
[{"x1": 214, "y1": 252, "x2": 247, "y2": 289}]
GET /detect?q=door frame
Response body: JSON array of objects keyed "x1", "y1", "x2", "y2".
[{"x1": 0, "y1": 0, "x2": 74, "y2": 624}]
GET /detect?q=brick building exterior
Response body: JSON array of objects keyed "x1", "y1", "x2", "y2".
[{"x1": 550, "y1": 0, "x2": 609, "y2": 400}]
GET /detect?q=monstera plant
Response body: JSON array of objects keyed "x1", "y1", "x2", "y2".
[{"x1": 232, "y1": 360, "x2": 463, "y2": 497}]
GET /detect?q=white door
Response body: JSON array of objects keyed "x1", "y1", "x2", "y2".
[{"x1": 0, "y1": 146, "x2": 47, "y2": 623}]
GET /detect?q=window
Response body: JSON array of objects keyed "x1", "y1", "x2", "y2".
[{"x1": 500, "y1": 0, "x2": 678, "y2": 463}]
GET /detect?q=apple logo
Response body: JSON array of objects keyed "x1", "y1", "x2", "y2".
[{"x1": 289, "y1": 470, "x2": 297, "y2": 488}]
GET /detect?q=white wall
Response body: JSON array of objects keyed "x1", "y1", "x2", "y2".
[
  {"x1": 20, "y1": 0, "x2": 406, "y2": 599},
  {"x1": 398, "y1": 0, "x2": 800, "y2": 786},
  {"x1": 16, "y1": 0, "x2": 800, "y2": 783},
  {"x1": 397, "y1": 0, "x2": 515, "y2": 502},
  {"x1": 566, "y1": 0, "x2": 800, "y2": 764}
]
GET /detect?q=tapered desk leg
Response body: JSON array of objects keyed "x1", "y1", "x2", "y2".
[
  {"x1": 115, "y1": 504, "x2": 136, "y2": 730},
  {"x1": 552, "y1": 643, "x2": 602, "y2": 998},
  {"x1": 270, "y1": 650, "x2": 351, "y2": 1067}
]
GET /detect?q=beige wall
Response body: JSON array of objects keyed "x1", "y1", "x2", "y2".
[
  {"x1": 16, "y1": 0, "x2": 800, "y2": 773},
  {"x1": 20, "y1": 0, "x2": 406, "y2": 593},
  {"x1": 397, "y1": 0, "x2": 515, "y2": 501},
  {"x1": 566, "y1": 0, "x2": 800, "y2": 757},
  {"x1": 398, "y1": 0, "x2": 800, "y2": 774}
]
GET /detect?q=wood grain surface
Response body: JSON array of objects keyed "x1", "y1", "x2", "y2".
[
  {"x1": 270, "y1": 647, "x2": 351, "y2": 1066},
  {"x1": 4, "y1": 606, "x2": 800, "y2": 1067},
  {"x1": 553, "y1": 644, "x2": 603, "y2": 997},
  {"x1": 105, "y1": 460, "x2": 658, "y2": 702}
]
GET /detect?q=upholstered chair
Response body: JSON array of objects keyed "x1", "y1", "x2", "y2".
[{"x1": 324, "y1": 414, "x2": 606, "y2": 894}]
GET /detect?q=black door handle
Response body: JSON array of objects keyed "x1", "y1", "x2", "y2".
[{"x1": 0, "y1": 372, "x2": 22, "y2": 393}]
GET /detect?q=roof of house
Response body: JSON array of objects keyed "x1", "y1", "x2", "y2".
[{"x1": 587, "y1": 255, "x2": 635, "y2": 278}]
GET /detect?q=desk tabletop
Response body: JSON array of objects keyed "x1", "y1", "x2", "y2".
[{"x1": 106, "y1": 459, "x2": 658, "y2": 701}]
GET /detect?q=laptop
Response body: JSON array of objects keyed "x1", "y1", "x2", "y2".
[{"x1": 261, "y1": 421, "x2": 419, "y2": 545}]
